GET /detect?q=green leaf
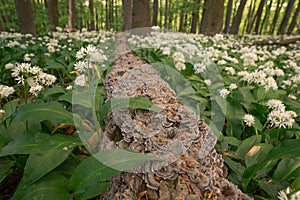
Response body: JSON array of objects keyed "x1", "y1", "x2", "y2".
[
  {"x1": 15, "y1": 102, "x2": 74, "y2": 125},
  {"x1": 291, "y1": 175, "x2": 300, "y2": 191},
  {"x1": 95, "y1": 149, "x2": 161, "y2": 171},
  {"x1": 69, "y1": 154, "x2": 118, "y2": 197},
  {"x1": 224, "y1": 156, "x2": 245, "y2": 177},
  {"x1": 76, "y1": 182, "x2": 110, "y2": 200},
  {"x1": 273, "y1": 158, "x2": 300, "y2": 180},
  {"x1": 245, "y1": 143, "x2": 272, "y2": 168},
  {"x1": 222, "y1": 136, "x2": 242, "y2": 147},
  {"x1": 0, "y1": 133, "x2": 49, "y2": 157},
  {"x1": 0, "y1": 157, "x2": 15, "y2": 184},
  {"x1": 236, "y1": 135, "x2": 261, "y2": 159},
  {"x1": 100, "y1": 96, "x2": 161, "y2": 119},
  {"x1": 23, "y1": 134, "x2": 80, "y2": 185},
  {"x1": 13, "y1": 172, "x2": 71, "y2": 200},
  {"x1": 266, "y1": 139, "x2": 300, "y2": 160},
  {"x1": 59, "y1": 90, "x2": 92, "y2": 108}
]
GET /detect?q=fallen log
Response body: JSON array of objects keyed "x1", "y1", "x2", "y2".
[
  {"x1": 248, "y1": 36, "x2": 300, "y2": 46},
  {"x1": 98, "y1": 33, "x2": 252, "y2": 200}
]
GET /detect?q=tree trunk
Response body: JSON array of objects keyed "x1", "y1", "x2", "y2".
[
  {"x1": 47, "y1": 0, "x2": 59, "y2": 30},
  {"x1": 98, "y1": 32, "x2": 252, "y2": 200},
  {"x1": 224, "y1": 0, "x2": 233, "y2": 33},
  {"x1": 200, "y1": 0, "x2": 224, "y2": 35},
  {"x1": 152, "y1": 0, "x2": 159, "y2": 26},
  {"x1": 229, "y1": 0, "x2": 247, "y2": 34},
  {"x1": 14, "y1": 0, "x2": 36, "y2": 35},
  {"x1": 159, "y1": 0, "x2": 163, "y2": 27},
  {"x1": 164, "y1": 0, "x2": 169, "y2": 29},
  {"x1": 259, "y1": 0, "x2": 273, "y2": 34},
  {"x1": 89, "y1": 0, "x2": 95, "y2": 30},
  {"x1": 68, "y1": 0, "x2": 76, "y2": 30},
  {"x1": 269, "y1": 0, "x2": 284, "y2": 34},
  {"x1": 253, "y1": 0, "x2": 266, "y2": 34},
  {"x1": 122, "y1": 0, "x2": 132, "y2": 31},
  {"x1": 178, "y1": 9, "x2": 185, "y2": 32},
  {"x1": 109, "y1": 0, "x2": 114, "y2": 29},
  {"x1": 105, "y1": 0, "x2": 110, "y2": 30},
  {"x1": 278, "y1": 0, "x2": 295, "y2": 35},
  {"x1": 245, "y1": 0, "x2": 256, "y2": 33},
  {"x1": 190, "y1": 0, "x2": 200, "y2": 33},
  {"x1": 132, "y1": 0, "x2": 151, "y2": 28},
  {"x1": 287, "y1": 0, "x2": 300, "y2": 34}
]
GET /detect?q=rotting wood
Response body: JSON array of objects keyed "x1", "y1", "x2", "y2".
[{"x1": 97, "y1": 33, "x2": 253, "y2": 200}]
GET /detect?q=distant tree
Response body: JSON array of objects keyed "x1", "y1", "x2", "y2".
[
  {"x1": 190, "y1": 0, "x2": 200, "y2": 33},
  {"x1": 269, "y1": 0, "x2": 284, "y2": 34},
  {"x1": 253, "y1": 0, "x2": 266, "y2": 34},
  {"x1": 152, "y1": 0, "x2": 158, "y2": 26},
  {"x1": 46, "y1": 0, "x2": 59, "y2": 30},
  {"x1": 200, "y1": 0, "x2": 224, "y2": 35},
  {"x1": 132, "y1": 0, "x2": 151, "y2": 28},
  {"x1": 178, "y1": 1, "x2": 186, "y2": 32},
  {"x1": 164, "y1": 0, "x2": 169, "y2": 29},
  {"x1": 259, "y1": 0, "x2": 273, "y2": 34},
  {"x1": 122, "y1": 0, "x2": 132, "y2": 31},
  {"x1": 14, "y1": 0, "x2": 36, "y2": 35},
  {"x1": 229, "y1": 0, "x2": 247, "y2": 34},
  {"x1": 68, "y1": 0, "x2": 76, "y2": 30},
  {"x1": 224, "y1": 0, "x2": 233, "y2": 33},
  {"x1": 278, "y1": 0, "x2": 296, "y2": 34},
  {"x1": 287, "y1": 0, "x2": 300, "y2": 34},
  {"x1": 89, "y1": 0, "x2": 95, "y2": 30}
]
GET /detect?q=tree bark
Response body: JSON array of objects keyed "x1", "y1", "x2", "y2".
[
  {"x1": 253, "y1": 0, "x2": 266, "y2": 34},
  {"x1": 105, "y1": 0, "x2": 110, "y2": 30},
  {"x1": 190, "y1": 0, "x2": 200, "y2": 33},
  {"x1": 14, "y1": 0, "x2": 36, "y2": 35},
  {"x1": 178, "y1": 9, "x2": 185, "y2": 32},
  {"x1": 278, "y1": 0, "x2": 295, "y2": 34},
  {"x1": 229, "y1": 0, "x2": 247, "y2": 34},
  {"x1": 122, "y1": 0, "x2": 132, "y2": 31},
  {"x1": 89, "y1": 0, "x2": 95, "y2": 30},
  {"x1": 152, "y1": 0, "x2": 159, "y2": 26},
  {"x1": 287, "y1": 0, "x2": 300, "y2": 34},
  {"x1": 259, "y1": 0, "x2": 273, "y2": 34},
  {"x1": 200, "y1": 0, "x2": 224, "y2": 35},
  {"x1": 132, "y1": 0, "x2": 151, "y2": 28},
  {"x1": 164, "y1": 0, "x2": 169, "y2": 29},
  {"x1": 224, "y1": 0, "x2": 233, "y2": 33},
  {"x1": 269, "y1": 0, "x2": 284, "y2": 34},
  {"x1": 47, "y1": 0, "x2": 59, "y2": 30},
  {"x1": 68, "y1": 0, "x2": 76, "y2": 30}
]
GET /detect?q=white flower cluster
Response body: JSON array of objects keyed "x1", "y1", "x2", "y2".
[
  {"x1": 24, "y1": 53, "x2": 35, "y2": 61},
  {"x1": 266, "y1": 99, "x2": 297, "y2": 129},
  {"x1": 219, "y1": 88, "x2": 230, "y2": 98},
  {"x1": 0, "y1": 109, "x2": 5, "y2": 118},
  {"x1": 172, "y1": 52, "x2": 186, "y2": 71},
  {"x1": 243, "y1": 114, "x2": 255, "y2": 127},
  {"x1": 0, "y1": 84, "x2": 15, "y2": 99},
  {"x1": 11, "y1": 63, "x2": 56, "y2": 96},
  {"x1": 278, "y1": 187, "x2": 300, "y2": 200}
]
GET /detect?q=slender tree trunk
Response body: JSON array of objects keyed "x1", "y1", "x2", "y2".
[
  {"x1": 105, "y1": 0, "x2": 110, "y2": 30},
  {"x1": 89, "y1": 0, "x2": 95, "y2": 30},
  {"x1": 159, "y1": 0, "x2": 163, "y2": 27},
  {"x1": 287, "y1": 0, "x2": 300, "y2": 34},
  {"x1": 245, "y1": 0, "x2": 256, "y2": 33},
  {"x1": 229, "y1": 0, "x2": 247, "y2": 34},
  {"x1": 253, "y1": 0, "x2": 266, "y2": 34},
  {"x1": 122, "y1": 0, "x2": 132, "y2": 31},
  {"x1": 132, "y1": 0, "x2": 151, "y2": 28},
  {"x1": 269, "y1": 0, "x2": 284, "y2": 34},
  {"x1": 109, "y1": 0, "x2": 114, "y2": 29},
  {"x1": 47, "y1": 0, "x2": 59, "y2": 30},
  {"x1": 200, "y1": 0, "x2": 224, "y2": 35},
  {"x1": 224, "y1": 0, "x2": 233, "y2": 33},
  {"x1": 259, "y1": 0, "x2": 272, "y2": 34},
  {"x1": 14, "y1": 0, "x2": 36, "y2": 35},
  {"x1": 152, "y1": 0, "x2": 158, "y2": 26},
  {"x1": 164, "y1": 0, "x2": 169, "y2": 29},
  {"x1": 178, "y1": 2, "x2": 185, "y2": 32},
  {"x1": 168, "y1": 0, "x2": 173, "y2": 29},
  {"x1": 68, "y1": 0, "x2": 76, "y2": 30},
  {"x1": 190, "y1": 0, "x2": 200, "y2": 33},
  {"x1": 278, "y1": 0, "x2": 296, "y2": 34}
]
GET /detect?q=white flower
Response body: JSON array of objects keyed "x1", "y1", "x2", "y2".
[
  {"x1": 229, "y1": 83, "x2": 237, "y2": 90},
  {"x1": 219, "y1": 88, "x2": 230, "y2": 98},
  {"x1": 225, "y1": 67, "x2": 235, "y2": 75},
  {"x1": 76, "y1": 47, "x2": 86, "y2": 60},
  {"x1": 74, "y1": 74, "x2": 86, "y2": 86},
  {"x1": 204, "y1": 79, "x2": 211, "y2": 86},
  {"x1": 268, "y1": 110, "x2": 297, "y2": 129},
  {"x1": 5, "y1": 63, "x2": 14, "y2": 69},
  {"x1": 266, "y1": 99, "x2": 285, "y2": 111},
  {"x1": 288, "y1": 94, "x2": 297, "y2": 100},
  {"x1": 217, "y1": 60, "x2": 227, "y2": 65},
  {"x1": 0, "y1": 109, "x2": 5, "y2": 118},
  {"x1": 74, "y1": 61, "x2": 88, "y2": 73},
  {"x1": 0, "y1": 85, "x2": 15, "y2": 98},
  {"x1": 263, "y1": 77, "x2": 278, "y2": 91},
  {"x1": 175, "y1": 62, "x2": 186, "y2": 71},
  {"x1": 243, "y1": 114, "x2": 255, "y2": 127},
  {"x1": 29, "y1": 84, "x2": 43, "y2": 96},
  {"x1": 85, "y1": 44, "x2": 98, "y2": 57},
  {"x1": 66, "y1": 85, "x2": 73, "y2": 90}
]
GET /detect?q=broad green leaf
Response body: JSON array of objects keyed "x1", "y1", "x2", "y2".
[
  {"x1": 236, "y1": 135, "x2": 261, "y2": 159},
  {"x1": 100, "y1": 96, "x2": 161, "y2": 119},
  {"x1": 245, "y1": 143, "x2": 272, "y2": 168},
  {"x1": 23, "y1": 134, "x2": 80, "y2": 184},
  {"x1": 69, "y1": 154, "x2": 118, "y2": 196},
  {"x1": 0, "y1": 157, "x2": 15, "y2": 184},
  {"x1": 15, "y1": 102, "x2": 74, "y2": 125},
  {"x1": 95, "y1": 149, "x2": 161, "y2": 171},
  {"x1": 291, "y1": 175, "x2": 300, "y2": 191},
  {"x1": 266, "y1": 139, "x2": 300, "y2": 160},
  {"x1": 76, "y1": 182, "x2": 110, "y2": 200},
  {"x1": 2, "y1": 98, "x2": 19, "y2": 121},
  {"x1": 258, "y1": 179, "x2": 285, "y2": 199},
  {"x1": 40, "y1": 87, "x2": 66, "y2": 98},
  {"x1": 222, "y1": 136, "x2": 242, "y2": 147},
  {"x1": 273, "y1": 158, "x2": 300, "y2": 180},
  {"x1": 13, "y1": 172, "x2": 71, "y2": 200},
  {"x1": 223, "y1": 156, "x2": 245, "y2": 177},
  {"x1": 0, "y1": 133, "x2": 49, "y2": 157},
  {"x1": 59, "y1": 90, "x2": 92, "y2": 108}
]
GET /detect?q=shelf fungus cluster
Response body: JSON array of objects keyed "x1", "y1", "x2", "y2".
[{"x1": 98, "y1": 51, "x2": 252, "y2": 200}]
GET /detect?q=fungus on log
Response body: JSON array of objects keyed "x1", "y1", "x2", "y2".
[{"x1": 98, "y1": 34, "x2": 252, "y2": 200}]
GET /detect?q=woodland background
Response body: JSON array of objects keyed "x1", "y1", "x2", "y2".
[{"x1": 1, "y1": 0, "x2": 299, "y2": 36}]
